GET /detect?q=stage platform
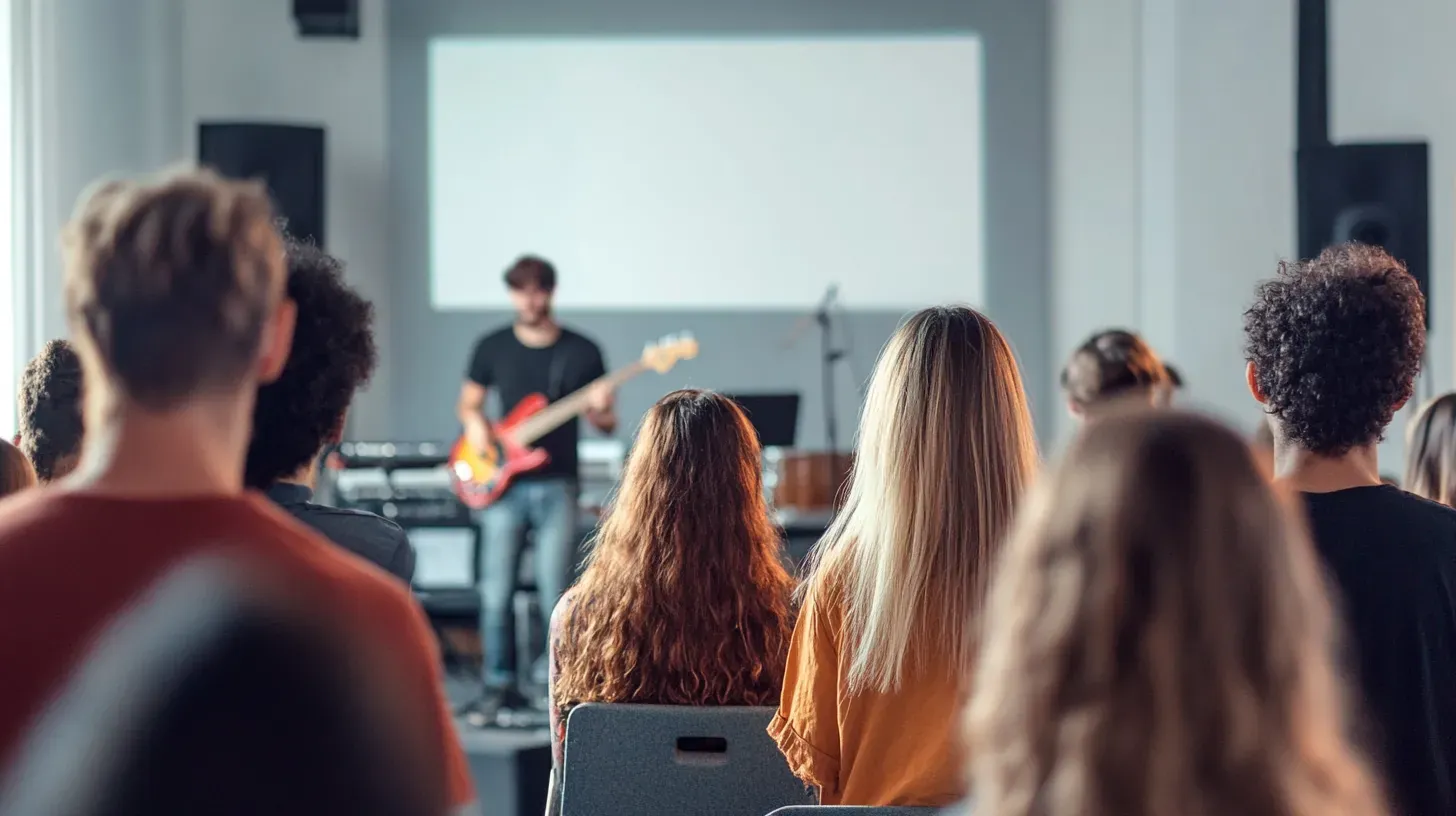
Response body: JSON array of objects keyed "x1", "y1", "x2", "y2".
[
  {"x1": 457, "y1": 723, "x2": 552, "y2": 816},
  {"x1": 446, "y1": 678, "x2": 552, "y2": 816}
]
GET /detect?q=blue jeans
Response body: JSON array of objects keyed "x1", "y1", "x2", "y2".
[{"x1": 477, "y1": 477, "x2": 579, "y2": 689}]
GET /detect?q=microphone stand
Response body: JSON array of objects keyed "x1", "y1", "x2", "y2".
[{"x1": 815, "y1": 288, "x2": 844, "y2": 454}]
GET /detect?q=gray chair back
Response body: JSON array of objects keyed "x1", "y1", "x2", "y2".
[
  {"x1": 561, "y1": 703, "x2": 815, "y2": 816},
  {"x1": 765, "y1": 808, "x2": 940, "y2": 815}
]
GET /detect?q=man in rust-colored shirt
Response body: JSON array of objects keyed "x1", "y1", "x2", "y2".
[{"x1": 0, "y1": 169, "x2": 475, "y2": 811}]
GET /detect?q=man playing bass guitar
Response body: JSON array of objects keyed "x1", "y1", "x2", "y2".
[{"x1": 455, "y1": 255, "x2": 615, "y2": 725}]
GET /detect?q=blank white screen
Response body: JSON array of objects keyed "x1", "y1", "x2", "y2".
[{"x1": 430, "y1": 36, "x2": 983, "y2": 310}]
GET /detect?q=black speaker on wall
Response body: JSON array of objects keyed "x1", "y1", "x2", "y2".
[
  {"x1": 199, "y1": 123, "x2": 326, "y2": 248},
  {"x1": 293, "y1": 0, "x2": 359, "y2": 38},
  {"x1": 1297, "y1": 142, "x2": 1430, "y2": 324}
]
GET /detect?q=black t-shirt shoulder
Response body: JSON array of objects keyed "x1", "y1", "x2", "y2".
[
  {"x1": 1302, "y1": 485, "x2": 1456, "y2": 816},
  {"x1": 263, "y1": 484, "x2": 415, "y2": 584},
  {"x1": 466, "y1": 327, "x2": 514, "y2": 388}
]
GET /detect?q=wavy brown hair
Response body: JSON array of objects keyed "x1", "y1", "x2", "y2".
[
  {"x1": 551, "y1": 389, "x2": 796, "y2": 718},
  {"x1": 968, "y1": 410, "x2": 1387, "y2": 816}
]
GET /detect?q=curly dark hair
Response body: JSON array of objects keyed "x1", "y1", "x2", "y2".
[
  {"x1": 244, "y1": 239, "x2": 376, "y2": 489},
  {"x1": 1244, "y1": 242, "x2": 1425, "y2": 456},
  {"x1": 17, "y1": 339, "x2": 84, "y2": 482}
]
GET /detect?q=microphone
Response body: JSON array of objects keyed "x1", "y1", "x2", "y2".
[{"x1": 781, "y1": 284, "x2": 840, "y2": 349}]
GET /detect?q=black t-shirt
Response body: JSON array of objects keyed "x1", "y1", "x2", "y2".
[
  {"x1": 1303, "y1": 485, "x2": 1456, "y2": 816},
  {"x1": 466, "y1": 327, "x2": 606, "y2": 481},
  {"x1": 264, "y1": 483, "x2": 415, "y2": 584}
]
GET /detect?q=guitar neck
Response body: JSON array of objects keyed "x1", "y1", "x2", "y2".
[{"x1": 511, "y1": 362, "x2": 647, "y2": 444}]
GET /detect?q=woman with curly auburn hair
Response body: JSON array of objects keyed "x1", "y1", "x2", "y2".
[
  {"x1": 545, "y1": 389, "x2": 796, "y2": 812},
  {"x1": 967, "y1": 410, "x2": 1388, "y2": 816},
  {"x1": 771, "y1": 305, "x2": 1039, "y2": 807}
]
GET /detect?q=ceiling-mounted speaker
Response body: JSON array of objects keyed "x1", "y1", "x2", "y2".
[{"x1": 293, "y1": 0, "x2": 359, "y2": 39}]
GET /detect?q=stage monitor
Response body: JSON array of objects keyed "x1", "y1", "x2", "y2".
[
  {"x1": 429, "y1": 35, "x2": 984, "y2": 311},
  {"x1": 730, "y1": 393, "x2": 800, "y2": 449}
]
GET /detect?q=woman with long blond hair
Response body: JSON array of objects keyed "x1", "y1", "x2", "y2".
[
  {"x1": 770, "y1": 305, "x2": 1039, "y2": 807},
  {"x1": 1405, "y1": 392, "x2": 1456, "y2": 506},
  {"x1": 967, "y1": 410, "x2": 1388, "y2": 816},
  {"x1": 546, "y1": 389, "x2": 796, "y2": 812}
]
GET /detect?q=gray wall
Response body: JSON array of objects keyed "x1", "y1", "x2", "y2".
[{"x1": 387, "y1": 0, "x2": 1050, "y2": 447}]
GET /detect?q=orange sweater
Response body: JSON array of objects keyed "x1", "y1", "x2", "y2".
[{"x1": 769, "y1": 585, "x2": 967, "y2": 807}]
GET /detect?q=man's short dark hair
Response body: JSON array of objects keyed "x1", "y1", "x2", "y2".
[
  {"x1": 17, "y1": 339, "x2": 83, "y2": 482},
  {"x1": 244, "y1": 240, "x2": 376, "y2": 489},
  {"x1": 503, "y1": 255, "x2": 556, "y2": 291},
  {"x1": 1244, "y1": 242, "x2": 1425, "y2": 456}
]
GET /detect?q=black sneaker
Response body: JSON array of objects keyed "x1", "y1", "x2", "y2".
[{"x1": 459, "y1": 687, "x2": 530, "y2": 729}]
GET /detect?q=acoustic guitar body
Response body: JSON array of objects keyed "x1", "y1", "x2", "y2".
[{"x1": 448, "y1": 393, "x2": 552, "y2": 509}]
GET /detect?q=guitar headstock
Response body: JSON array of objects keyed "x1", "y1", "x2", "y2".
[{"x1": 641, "y1": 332, "x2": 699, "y2": 374}]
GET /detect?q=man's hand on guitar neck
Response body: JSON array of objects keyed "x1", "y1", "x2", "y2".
[
  {"x1": 585, "y1": 381, "x2": 613, "y2": 414},
  {"x1": 584, "y1": 380, "x2": 617, "y2": 435}
]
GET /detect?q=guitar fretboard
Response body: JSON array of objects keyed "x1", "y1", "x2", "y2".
[{"x1": 511, "y1": 362, "x2": 647, "y2": 445}]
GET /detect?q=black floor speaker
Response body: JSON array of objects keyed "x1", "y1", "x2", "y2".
[
  {"x1": 1297, "y1": 142, "x2": 1429, "y2": 324},
  {"x1": 199, "y1": 123, "x2": 326, "y2": 248}
]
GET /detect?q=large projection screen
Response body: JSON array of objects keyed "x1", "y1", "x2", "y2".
[{"x1": 430, "y1": 36, "x2": 983, "y2": 311}]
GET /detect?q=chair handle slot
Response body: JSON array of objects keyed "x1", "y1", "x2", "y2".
[{"x1": 674, "y1": 736, "x2": 729, "y2": 766}]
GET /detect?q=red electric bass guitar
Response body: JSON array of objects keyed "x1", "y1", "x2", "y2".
[{"x1": 447, "y1": 333, "x2": 698, "y2": 509}]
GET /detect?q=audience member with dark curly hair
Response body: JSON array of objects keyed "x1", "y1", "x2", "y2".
[
  {"x1": 244, "y1": 239, "x2": 415, "y2": 584},
  {"x1": 16, "y1": 339, "x2": 83, "y2": 483},
  {"x1": 1243, "y1": 241, "x2": 1455, "y2": 816}
]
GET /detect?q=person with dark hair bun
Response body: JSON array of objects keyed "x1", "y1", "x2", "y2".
[
  {"x1": 1059, "y1": 328, "x2": 1172, "y2": 418},
  {"x1": 1244, "y1": 241, "x2": 1456, "y2": 815}
]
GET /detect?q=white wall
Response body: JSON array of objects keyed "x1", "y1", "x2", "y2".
[
  {"x1": 1054, "y1": 0, "x2": 1455, "y2": 471},
  {"x1": 22, "y1": 0, "x2": 182, "y2": 357},
  {"x1": 179, "y1": 0, "x2": 393, "y2": 437},
  {"x1": 1167, "y1": 0, "x2": 1295, "y2": 426},
  {"x1": 1052, "y1": 0, "x2": 1296, "y2": 447},
  {"x1": 1051, "y1": 0, "x2": 1142, "y2": 446},
  {"x1": 1334, "y1": 0, "x2": 1455, "y2": 462}
]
